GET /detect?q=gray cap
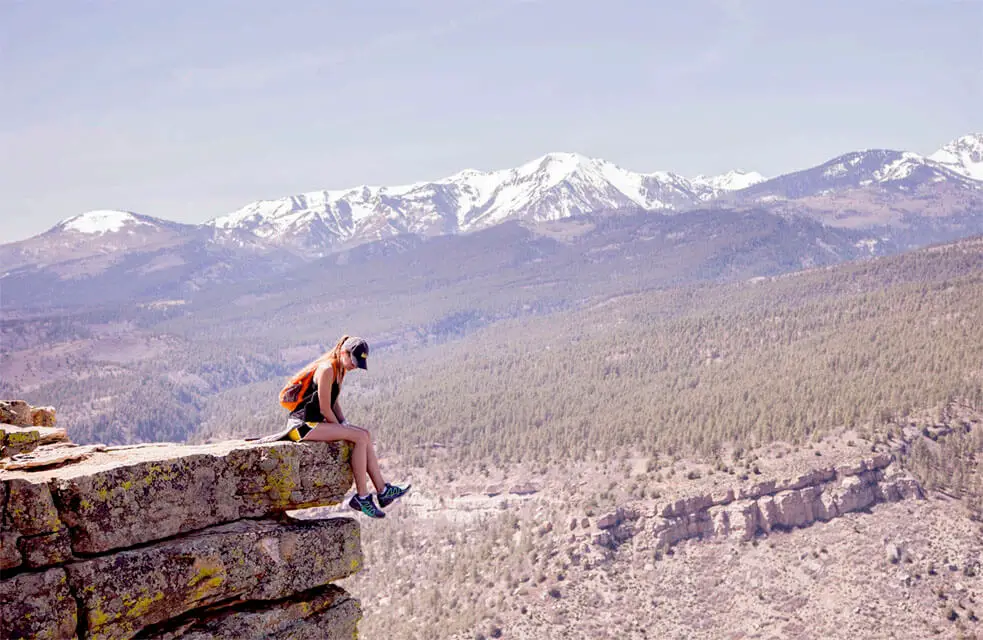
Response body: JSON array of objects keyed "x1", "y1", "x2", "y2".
[{"x1": 342, "y1": 336, "x2": 369, "y2": 369}]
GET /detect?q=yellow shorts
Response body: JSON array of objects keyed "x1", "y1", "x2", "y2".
[{"x1": 286, "y1": 422, "x2": 317, "y2": 442}]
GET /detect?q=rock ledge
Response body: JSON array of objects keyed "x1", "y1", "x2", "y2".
[{"x1": 0, "y1": 400, "x2": 362, "y2": 640}]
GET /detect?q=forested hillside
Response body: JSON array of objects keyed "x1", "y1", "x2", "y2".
[{"x1": 190, "y1": 237, "x2": 983, "y2": 469}]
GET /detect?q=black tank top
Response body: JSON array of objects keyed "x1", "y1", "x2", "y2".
[{"x1": 290, "y1": 370, "x2": 341, "y2": 422}]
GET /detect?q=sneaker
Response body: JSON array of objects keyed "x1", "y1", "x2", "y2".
[
  {"x1": 348, "y1": 494, "x2": 385, "y2": 518},
  {"x1": 377, "y1": 483, "x2": 411, "y2": 508}
]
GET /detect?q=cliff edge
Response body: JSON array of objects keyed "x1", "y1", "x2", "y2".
[{"x1": 0, "y1": 400, "x2": 363, "y2": 640}]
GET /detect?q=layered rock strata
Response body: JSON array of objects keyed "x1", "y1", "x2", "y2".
[
  {"x1": 593, "y1": 453, "x2": 925, "y2": 552},
  {"x1": 0, "y1": 402, "x2": 362, "y2": 640}
]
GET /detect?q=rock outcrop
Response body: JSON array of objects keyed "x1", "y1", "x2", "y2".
[
  {"x1": 591, "y1": 452, "x2": 924, "y2": 554},
  {"x1": 0, "y1": 401, "x2": 362, "y2": 640}
]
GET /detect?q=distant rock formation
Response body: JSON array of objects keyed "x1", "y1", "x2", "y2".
[
  {"x1": 0, "y1": 400, "x2": 362, "y2": 640},
  {"x1": 590, "y1": 453, "x2": 925, "y2": 553}
]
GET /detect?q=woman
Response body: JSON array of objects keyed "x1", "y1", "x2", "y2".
[{"x1": 285, "y1": 335, "x2": 409, "y2": 518}]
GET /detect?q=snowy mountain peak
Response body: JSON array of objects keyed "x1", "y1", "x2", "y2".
[
  {"x1": 58, "y1": 210, "x2": 151, "y2": 235},
  {"x1": 531, "y1": 150, "x2": 592, "y2": 164},
  {"x1": 930, "y1": 133, "x2": 983, "y2": 181},
  {"x1": 517, "y1": 152, "x2": 602, "y2": 181},
  {"x1": 691, "y1": 169, "x2": 767, "y2": 192},
  {"x1": 935, "y1": 133, "x2": 983, "y2": 156}
]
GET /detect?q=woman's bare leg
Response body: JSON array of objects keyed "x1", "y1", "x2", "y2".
[
  {"x1": 303, "y1": 423, "x2": 370, "y2": 496},
  {"x1": 363, "y1": 430, "x2": 387, "y2": 493}
]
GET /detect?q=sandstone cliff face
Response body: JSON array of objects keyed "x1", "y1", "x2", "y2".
[
  {"x1": 0, "y1": 401, "x2": 362, "y2": 640},
  {"x1": 590, "y1": 452, "x2": 925, "y2": 554}
]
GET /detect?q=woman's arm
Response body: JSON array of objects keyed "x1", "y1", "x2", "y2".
[{"x1": 315, "y1": 366, "x2": 342, "y2": 423}]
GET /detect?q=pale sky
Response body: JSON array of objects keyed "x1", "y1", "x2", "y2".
[{"x1": 1, "y1": 0, "x2": 980, "y2": 241}]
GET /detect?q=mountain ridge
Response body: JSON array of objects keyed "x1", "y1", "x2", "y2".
[
  {"x1": 193, "y1": 133, "x2": 983, "y2": 252},
  {"x1": 11, "y1": 133, "x2": 981, "y2": 256},
  {"x1": 2, "y1": 133, "x2": 981, "y2": 309}
]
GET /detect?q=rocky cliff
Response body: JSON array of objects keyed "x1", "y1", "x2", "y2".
[
  {"x1": 0, "y1": 401, "x2": 363, "y2": 640},
  {"x1": 589, "y1": 451, "x2": 925, "y2": 555}
]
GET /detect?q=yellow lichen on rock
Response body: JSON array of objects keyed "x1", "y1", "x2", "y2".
[
  {"x1": 124, "y1": 590, "x2": 165, "y2": 619},
  {"x1": 188, "y1": 560, "x2": 227, "y2": 603},
  {"x1": 259, "y1": 448, "x2": 299, "y2": 507}
]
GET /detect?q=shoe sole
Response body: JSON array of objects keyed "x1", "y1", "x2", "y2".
[{"x1": 349, "y1": 500, "x2": 385, "y2": 518}]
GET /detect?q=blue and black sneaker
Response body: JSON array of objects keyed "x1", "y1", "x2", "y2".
[
  {"x1": 349, "y1": 494, "x2": 385, "y2": 518},
  {"x1": 377, "y1": 483, "x2": 411, "y2": 508}
]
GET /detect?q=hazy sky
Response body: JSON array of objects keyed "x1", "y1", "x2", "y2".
[{"x1": 1, "y1": 0, "x2": 980, "y2": 241}]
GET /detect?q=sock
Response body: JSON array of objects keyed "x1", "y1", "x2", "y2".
[{"x1": 358, "y1": 493, "x2": 371, "y2": 500}]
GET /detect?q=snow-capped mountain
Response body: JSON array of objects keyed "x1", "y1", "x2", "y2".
[
  {"x1": 929, "y1": 133, "x2": 983, "y2": 181},
  {"x1": 37, "y1": 209, "x2": 284, "y2": 254},
  {"x1": 720, "y1": 145, "x2": 983, "y2": 233},
  {"x1": 690, "y1": 170, "x2": 766, "y2": 200},
  {"x1": 0, "y1": 210, "x2": 201, "y2": 271},
  {"x1": 56, "y1": 210, "x2": 162, "y2": 235},
  {"x1": 206, "y1": 153, "x2": 765, "y2": 253},
  {"x1": 0, "y1": 208, "x2": 288, "y2": 289},
  {"x1": 733, "y1": 148, "x2": 982, "y2": 202}
]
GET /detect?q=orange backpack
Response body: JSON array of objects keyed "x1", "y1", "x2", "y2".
[{"x1": 279, "y1": 369, "x2": 315, "y2": 412}]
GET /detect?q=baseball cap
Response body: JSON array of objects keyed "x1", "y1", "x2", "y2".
[{"x1": 342, "y1": 336, "x2": 369, "y2": 370}]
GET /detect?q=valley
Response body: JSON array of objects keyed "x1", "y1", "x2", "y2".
[{"x1": 322, "y1": 406, "x2": 983, "y2": 639}]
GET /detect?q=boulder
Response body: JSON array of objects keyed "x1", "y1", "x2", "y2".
[
  {"x1": 886, "y1": 543, "x2": 903, "y2": 564},
  {"x1": 593, "y1": 531, "x2": 617, "y2": 550},
  {"x1": 868, "y1": 453, "x2": 894, "y2": 471},
  {"x1": 597, "y1": 513, "x2": 620, "y2": 530},
  {"x1": 1, "y1": 426, "x2": 40, "y2": 458},
  {"x1": 508, "y1": 483, "x2": 539, "y2": 496},
  {"x1": 834, "y1": 474, "x2": 877, "y2": 513},
  {"x1": 0, "y1": 424, "x2": 69, "y2": 460},
  {"x1": 484, "y1": 484, "x2": 503, "y2": 497},
  {"x1": 32, "y1": 406, "x2": 57, "y2": 427},
  {"x1": 0, "y1": 400, "x2": 33, "y2": 427}
]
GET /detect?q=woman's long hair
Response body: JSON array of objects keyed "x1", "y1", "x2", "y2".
[{"x1": 289, "y1": 334, "x2": 350, "y2": 387}]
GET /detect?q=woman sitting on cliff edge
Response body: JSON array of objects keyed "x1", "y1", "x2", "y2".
[{"x1": 278, "y1": 335, "x2": 409, "y2": 519}]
